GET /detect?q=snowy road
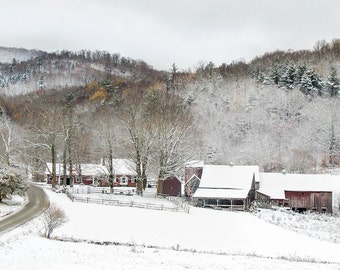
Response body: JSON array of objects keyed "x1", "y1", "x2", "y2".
[{"x1": 0, "y1": 184, "x2": 49, "y2": 234}]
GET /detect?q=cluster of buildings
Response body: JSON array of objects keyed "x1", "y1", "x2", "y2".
[{"x1": 45, "y1": 159, "x2": 340, "y2": 213}]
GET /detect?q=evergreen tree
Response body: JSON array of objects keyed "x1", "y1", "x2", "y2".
[
  {"x1": 280, "y1": 64, "x2": 297, "y2": 89},
  {"x1": 326, "y1": 67, "x2": 340, "y2": 97},
  {"x1": 269, "y1": 64, "x2": 282, "y2": 85},
  {"x1": 300, "y1": 69, "x2": 322, "y2": 96}
]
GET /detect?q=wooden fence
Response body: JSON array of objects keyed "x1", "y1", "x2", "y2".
[{"x1": 66, "y1": 192, "x2": 190, "y2": 213}]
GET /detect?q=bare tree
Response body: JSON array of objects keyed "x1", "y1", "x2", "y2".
[
  {"x1": 0, "y1": 115, "x2": 16, "y2": 167},
  {"x1": 25, "y1": 104, "x2": 63, "y2": 186},
  {"x1": 42, "y1": 203, "x2": 67, "y2": 239},
  {"x1": 151, "y1": 90, "x2": 197, "y2": 186},
  {"x1": 120, "y1": 89, "x2": 156, "y2": 194}
]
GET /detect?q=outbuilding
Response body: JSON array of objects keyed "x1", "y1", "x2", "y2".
[
  {"x1": 192, "y1": 164, "x2": 259, "y2": 210},
  {"x1": 160, "y1": 176, "x2": 182, "y2": 197},
  {"x1": 257, "y1": 172, "x2": 339, "y2": 213}
]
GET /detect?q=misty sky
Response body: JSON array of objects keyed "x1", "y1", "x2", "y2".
[{"x1": 1, "y1": 0, "x2": 339, "y2": 70}]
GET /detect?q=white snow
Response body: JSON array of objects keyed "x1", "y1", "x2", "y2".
[
  {"x1": 0, "y1": 194, "x2": 26, "y2": 219},
  {"x1": 0, "y1": 184, "x2": 340, "y2": 269},
  {"x1": 193, "y1": 165, "x2": 259, "y2": 199},
  {"x1": 259, "y1": 172, "x2": 340, "y2": 205}
]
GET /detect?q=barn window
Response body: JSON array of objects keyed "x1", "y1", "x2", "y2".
[
  {"x1": 301, "y1": 192, "x2": 304, "y2": 196},
  {"x1": 130, "y1": 176, "x2": 136, "y2": 183}
]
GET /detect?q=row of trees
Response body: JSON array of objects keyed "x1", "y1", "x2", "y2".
[
  {"x1": 0, "y1": 75, "x2": 198, "y2": 193},
  {"x1": 250, "y1": 63, "x2": 340, "y2": 97}
]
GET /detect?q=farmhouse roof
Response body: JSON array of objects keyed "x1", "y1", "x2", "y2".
[
  {"x1": 45, "y1": 163, "x2": 109, "y2": 176},
  {"x1": 112, "y1": 159, "x2": 136, "y2": 175},
  {"x1": 193, "y1": 165, "x2": 259, "y2": 199},
  {"x1": 258, "y1": 173, "x2": 340, "y2": 200}
]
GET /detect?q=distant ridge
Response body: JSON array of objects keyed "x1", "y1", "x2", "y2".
[{"x1": 0, "y1": 46, "x2": 42, "y2": 63}]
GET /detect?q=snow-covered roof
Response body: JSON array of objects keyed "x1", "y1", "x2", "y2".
[
  {"x1": 193, "y1": 165, "x2": 259, "y2": 199},
  {"x1": 198, "y1": 165, "x2": 259, "y2": 190},
  {"x1": 258, "y1": 173, "x2": 340, "y2": 200},
  {"x1": 185, "y1": 160, "x2": 204, "y2": 168},
  {"x1": 45, "y1": 163, "x2": 109, "y2": 176},
  {"x1": 79, "y1": 164, "x2": 109, "y2": 176},
  {"x1": 112, "y1": 159, "x2": 136, "y2": 175}
]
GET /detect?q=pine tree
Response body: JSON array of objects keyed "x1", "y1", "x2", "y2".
[
  {"x1": 326, "y1": 67, "x2": 340, "y2": 97},
  {"x1": 280, "y1": 64, "x2": 297, "y2": 89},
  {"x1": 269, "y1": 64, "x2": 282, "y2": 85}
]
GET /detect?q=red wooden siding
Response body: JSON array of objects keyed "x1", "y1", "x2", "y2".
[
  {"x1": 285, "y1": 191, "x2": 332, "y2": 213},
  {"x1": 162, "y1": 176, "x2": 181, "y2": 196}
]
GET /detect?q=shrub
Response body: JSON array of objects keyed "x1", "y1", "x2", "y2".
[{"x1": 42, "y1": 203, "x2": 67, "y2": 238}]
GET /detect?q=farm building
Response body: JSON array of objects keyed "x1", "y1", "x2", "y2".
[
  {"x1": 257, "y1": 172, "x2": 340, "y2": 213},
  {"x1": 184, "y1": 160, "x2": 203, "y2": 197},
  {"x1": 46, "y1": 159, "x2": 137, "y2": 187},
  {"x1": 46, "y1": 163, "x2": 109, "y2": 186},
  {"x1": 192, "y1": 164, "x2": 260, "y2": 210},
  {"x1": 111, "y1": 159, "x2": 137, "y2": 187},
  {"x1": 157, "y1": 176, "x2": 182, "y2": 197}
]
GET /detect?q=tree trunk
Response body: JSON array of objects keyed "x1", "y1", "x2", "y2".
[{"x1": 51, "y1": 144, "x2": 57, "y2": 188}]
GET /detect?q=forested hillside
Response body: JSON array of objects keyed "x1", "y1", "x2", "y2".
[{"x1": 0, "y1": 39, "x2": 339, "y2": 184}]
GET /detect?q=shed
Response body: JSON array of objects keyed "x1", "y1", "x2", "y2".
[
  {"x1": 160, "y1": 176, "x2": 182, "y2": 197},
  {"x1": 258, "y1": 173, "x2": 340, "y2": 213},
  {"x1": 192, "y1": 165, "x2": 259, "y2": 210}
]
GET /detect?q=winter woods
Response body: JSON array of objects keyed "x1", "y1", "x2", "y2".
[{"x1": 0, "y1": 40, "x2": 339, "y2": 189}]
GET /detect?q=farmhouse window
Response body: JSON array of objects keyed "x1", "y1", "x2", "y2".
[
  {"x1": 120, "y1": 176, "x2": 128, "y2": 185},
  {"x1": 130, "y1": 176, "x2": 136, "y2": 183}
]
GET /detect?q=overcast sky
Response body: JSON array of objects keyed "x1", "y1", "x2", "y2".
[{"x1": 1, "y1": 0, "x2": 339, "y2": 70}]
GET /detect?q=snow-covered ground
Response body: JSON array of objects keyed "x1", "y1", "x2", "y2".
[
  {"x1": 253, "y1": 207, "x2": 340, "y2": 243},
  {"x1": 1, "y1": 185, "x2": 340, "y2": 269},
  {"x1": 0, "y1": 194, "x2": 26, "y2": 219}
]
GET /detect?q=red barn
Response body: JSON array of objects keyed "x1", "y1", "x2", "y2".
[
  {"x1": 285, "y1": 191, "x2": 332, "y2": 213},
  {"x1": 184, "y1": 160, "x2": 203, "y2": 197},
  {"x1": 161, "y1": 176, "x2": 182, "y2": 197},
  {"x1": 257, "y1": 172, "x2": 339, "y2": 214}
]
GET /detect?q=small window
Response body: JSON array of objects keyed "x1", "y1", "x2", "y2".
[
  {"x1": 120, "y1": 176, "x2": 127, "y2": 185},
  {"x1": 130, "y1": 176, "x2": 136, "y2": 183}
]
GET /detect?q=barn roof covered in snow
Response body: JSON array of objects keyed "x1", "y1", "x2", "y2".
[
  {"x1": 193, "y1": 165, "x2": 259, "y2": 199},
  {"x1": 258, "y1": 172, "x2": 340, "y2": 200}
]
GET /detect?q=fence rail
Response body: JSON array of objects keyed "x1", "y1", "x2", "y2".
[{"x1": 66, "y1": 192, "x2": 189, "y2": 213}]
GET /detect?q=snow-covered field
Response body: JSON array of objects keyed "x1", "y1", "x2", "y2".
[
  {"x1": 0, "y1": 194, "x2": 26, "y2": 219},
  {"x1": 1, "y1": 185, "x2": 340, "y2": 270}
]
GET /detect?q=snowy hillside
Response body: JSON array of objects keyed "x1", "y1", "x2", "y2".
[
  {"x1": 0, "y1": 47, "x2": 41, "y2": 63},
  {"x1": 1, "y1": 185, "x2": 340, "y2": 269}
]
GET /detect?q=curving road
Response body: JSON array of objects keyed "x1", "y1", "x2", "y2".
[{"x1": 0, "y1": 183, "x2": 50, "y2": 234}]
